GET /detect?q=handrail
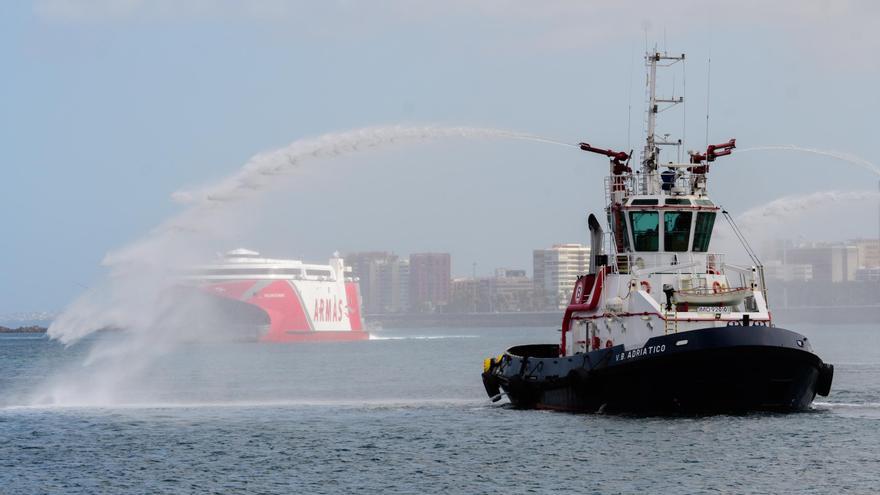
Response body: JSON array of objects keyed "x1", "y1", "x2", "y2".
[
  {"x1": 613, "y1": 252, "x2": 727, "y2": 275},
  {"x1": 633, "y1": 261, "x2": 700, "y2": 277},
  {"x1": 560, "y1": 268, "x2": 605, "y2": 356},
  {"x1": 721, "y1": 263, "x2": 752, "y2": 274}
]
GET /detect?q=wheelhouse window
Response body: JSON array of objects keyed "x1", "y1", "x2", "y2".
[
  {"x1": 692, "y1": 211, "x2": 716, "y2": 252},
  {"x1": 629, "y1": 211, "x2": 659, "y2": 251},
  {"x1": 664, "y1": 211, "x2": 693, "y2": 252}
]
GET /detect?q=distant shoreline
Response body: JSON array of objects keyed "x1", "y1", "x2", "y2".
[
  {"x1": 2, "y1": 304, "x2": 878, "y2": 334},
  {"x1": 0, "y1": 325, "x2": 47, "y2": 333}
]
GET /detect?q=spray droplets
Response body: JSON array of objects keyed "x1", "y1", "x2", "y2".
[
  {"x1": 171, "y1": 126, "x2": 575, "y2": 208},
  {"x1": 738, "y1": 145, "x2": 880, "y2": 177},
  {"x1": 48, "y1": 125, "x2": 572, "y2": 346}
]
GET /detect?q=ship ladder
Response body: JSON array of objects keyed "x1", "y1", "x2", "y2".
[
  {"x1": 663, "y1": 306, "x2": 678, "y2": 335},
  {"x1": 616, "y1": 254, "x2": 630, "y2": 275}
]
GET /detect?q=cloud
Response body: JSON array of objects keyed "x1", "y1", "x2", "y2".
[
  {"x1": 32, "y1": 0, "x2": 880, "y2": 69},
  {"x1": 33, "y1": 0, "x2": 295, "y2": 22}
]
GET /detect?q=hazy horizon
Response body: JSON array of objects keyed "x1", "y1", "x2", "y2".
[{"x1": 3, "y1": 1, "x2": 880, "y2": 314}]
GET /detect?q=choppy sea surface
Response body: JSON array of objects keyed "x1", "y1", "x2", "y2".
[{"x1": 1, "y1": 323, "x2": 878, "y2": 494}]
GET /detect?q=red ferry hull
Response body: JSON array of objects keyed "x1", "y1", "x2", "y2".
[
  {"x1": 198, "y1": 279, "x2": 367, "y2": 343},
  {"x1": 265, "y1": 331, "x2": 370, "y2": 343}
]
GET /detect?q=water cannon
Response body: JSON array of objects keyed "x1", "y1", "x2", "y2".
[
  {"x1": 579, "y1": 142, "x2": 632, "y2": 174},
  {"x1": 662, "y1": 284, "x2": 675, "y2": 311},
  {"x1": 690, "y1": 138, "x2": 736, "y2": 164}
]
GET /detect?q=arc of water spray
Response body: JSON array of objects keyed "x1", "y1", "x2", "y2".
[
  {"x1": 737, "y1": 190, "x2": 880, "y2": 228},
  {"x1": 737, "y1": 145, "x2": 880, "y2": 176},
  {"x1": 171, "y1": 126, "x2": 577, "y2": 208},
  {"x1": 52, "y1": 125, "x2": 578, "y2": 344}
]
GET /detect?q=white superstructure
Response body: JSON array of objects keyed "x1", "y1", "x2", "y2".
[{"x1": 563, "y1": 51, "x2": 767, "y2": 356}]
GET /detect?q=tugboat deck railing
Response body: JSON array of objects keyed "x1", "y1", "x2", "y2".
[
  {"x1": 609, "y1": 252, "x2": 759, "y2": 292},
  {"x1": 604, "y1": 172, "x2": 711, "y2": 200},
  {"x1": 612, "y1": 252, "x2": 727, "y2": 274}
]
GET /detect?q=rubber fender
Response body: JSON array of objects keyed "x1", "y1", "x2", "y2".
[
  {"x1": 816, "y1": 363, "x2": 834, "y2": 397},
  {"x1": 482, "y1": 371, "x2": 501, "y2": 400}
]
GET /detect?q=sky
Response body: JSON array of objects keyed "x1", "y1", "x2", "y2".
[{"x1": 2, "y1": 0, "x2": 879, "y2": 314}]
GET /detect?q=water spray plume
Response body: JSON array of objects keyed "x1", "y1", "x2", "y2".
[
  {"x1": 738, "y1": 145, "x2": 880, "y2": 177},
  {"x1": 737, "y1": 190, "x2": 880, "y2": 231},
  {"x1": 36, "y1": 124, "x2": 575, "y2": 408},
  {"x1": 171, "y1": 126, "x2": 576, "y2": 208}
]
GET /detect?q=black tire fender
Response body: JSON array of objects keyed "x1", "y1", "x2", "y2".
[{"x1": 816, "y1": 363, "x2": 834, "y2": 397}]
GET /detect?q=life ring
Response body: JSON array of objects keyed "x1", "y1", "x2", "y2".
[
  {"x1": 640, "y1": 280, "x2": 651, "y2": 293},
  {"x1": 712, "y1": 281, "x2": 723, "y2": 293}
]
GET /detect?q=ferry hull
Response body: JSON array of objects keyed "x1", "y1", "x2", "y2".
[
  {"x1": 195, "y1": 280, "x2": 369, "y2": 343},
  {"x1": 267, "y1": 330, "x2": 370, "y2": 343},
  {"x1": 483, "y1": 326, "x2": 833, "y2": 414}
]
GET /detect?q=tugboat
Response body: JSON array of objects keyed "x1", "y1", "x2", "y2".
[{"x1": 482, "y1": 51, "x2": 834, "y2": 413}]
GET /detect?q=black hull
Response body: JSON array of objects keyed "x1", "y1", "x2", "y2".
[{"x1": 483, "y1": 326, "x2": 833, "y2": 414}]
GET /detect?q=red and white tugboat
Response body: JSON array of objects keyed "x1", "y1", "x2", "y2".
[{"x1": 482, "y1": 51, "x2": 833, "y2": 413}]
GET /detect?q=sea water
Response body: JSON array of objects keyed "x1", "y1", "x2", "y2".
[{"x1": 1, "y1": 323, "x2": 878, "y2": 494}]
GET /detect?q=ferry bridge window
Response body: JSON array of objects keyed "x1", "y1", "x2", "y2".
[
  {"x1": 629, "y1": 211, "x2": 659, "y2": 251},
  {"x1": 693, "y1": 212, "x2": 716, "y2": 252},
  {"x1": 664, "y1": 211, "x2": 693, "y2": 252}
]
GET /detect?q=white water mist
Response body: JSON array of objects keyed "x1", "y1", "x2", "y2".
[
  {"x1": 738, "y1": 145, "x2": 880, "y2": 177},
  {"x1": 737, "y1": 190, "x2": 880, "y2": 232},
  {"x1": 709, "y1": 189, "x2": 880, "y2": 259},
  {"x1": 33, "y1": 124, "x2": 573, "y2": 407}
]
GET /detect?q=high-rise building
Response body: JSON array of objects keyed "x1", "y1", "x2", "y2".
[
  {"x1": 764, "y1": 260, "x2": 813, "y2": 282},
  {"x1": 533, "y1": 244, "x2": 590, "y2": 309},
  {"x1": 409, "y1": 253, "x2": 451, "y2": 313},
  {"x1": 378, "y1": 257, "x2": 409, "y2": 313},
  {"x1": 346, "y1": 252, "x2": 409, "y2": 314},
  {"x1": 852, "y1": 239, "x2": 880, "y2": 269},
  {"x1": 490, "y1": 269, "x2": 534, "y2": 312},
  {"x1": 449, "y1": 269, "x2": 534, "y2": 313},
  {"x1": 783, "y1": 243, "x2": 859, "y2": 283}
]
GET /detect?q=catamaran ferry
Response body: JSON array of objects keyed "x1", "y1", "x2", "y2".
[{"x1": 184, "y1": 249, "x2": 366, "y2": 342}]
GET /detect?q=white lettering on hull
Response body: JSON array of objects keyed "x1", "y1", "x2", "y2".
[
  {"x1": 295, "y1": 280, "x2": 353, "y2": 332},
  {"x1": 615, "y1": 344, "x2": 667, "y2": 362}
]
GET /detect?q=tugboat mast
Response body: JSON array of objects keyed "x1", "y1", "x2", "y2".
[{"x1": 642, "y1": 51, "x2": 685, "y2": 193}]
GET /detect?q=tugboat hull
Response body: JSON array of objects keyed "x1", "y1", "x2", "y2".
[{"x1": 483, "y1": 326, "x2": 833, "y2": 414}]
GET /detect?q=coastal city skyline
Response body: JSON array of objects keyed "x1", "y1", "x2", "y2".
[{"x1": 3, "y1": 235, "x2": 877, "y2": 324}]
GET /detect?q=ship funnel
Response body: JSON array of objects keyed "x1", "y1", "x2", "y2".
[{"x1": 588, "y1": 214, "x2": 605, "y2": 274}]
